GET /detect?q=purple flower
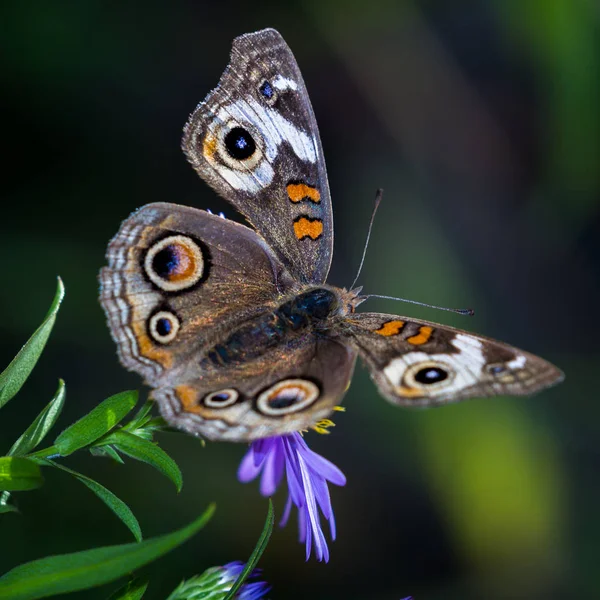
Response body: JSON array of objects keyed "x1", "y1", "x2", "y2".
[
  {"x1": 238, "y1": 432, "x2": 346, "y2": 562},
  {"x1": 221, "y1": 561, "x2": 271, "y2": 599}
]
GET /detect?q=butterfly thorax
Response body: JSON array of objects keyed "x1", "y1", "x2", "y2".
[{"x1": 201, "y1": 286, "x2": 354, "y2": 368}]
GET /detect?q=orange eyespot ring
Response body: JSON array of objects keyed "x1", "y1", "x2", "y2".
[
  {"x1": 148, "y1": 310, "x2": 180, "y2": 344},
  {"x1": 256, "y1": 379, "x2": 320, "y2": 416},
  {"x1": 203, "y1": 389, "x2": 239, "y2": 409},
  {"x1": 144, "y1": 235, "x2": 204, "y2": 292}
]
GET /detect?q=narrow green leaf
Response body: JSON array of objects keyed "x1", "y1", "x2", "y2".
[
  {"x1": 45, "y1": 461, "x2": 142, "y2": 542},
  {"x1": 0, "y1": 457, "x2": 44, "y2": 491},
  {"x1": 0, "y1": 504, "x2": 215, "y2": 600},
  {"x1": 0, "y1": 278, "x2": 64, "y2": 409},
  {"x1": 0, "y1": 491, "x2": 19, "y2": 513},
  {"x1": 129, "y1": 417, "x2": 171, "y2": 440},
  {"x1": 90, "y1": 446, "x2": 125, "y2": 464},
  {"x1": 223, "y1": 499, "x2": 274, "y2": 600},
  {"x1": 125, "y1": 400, "x2": 154, "y2": 430},
  {"x1": 106, "y1": 577, "x2": 148, "y2": 600},
  {"x1": 8, "y1": 380, "x2": 66, "y2": 457},
  {"x1": 0, "y1": 503, "x2": 19, "y2": 514},
  {"x1": 54, "y1": 390, "x2": 138, "y2": 456},
  {"x1": 105, "y1": 430, "x2": 182, "y2": 492},
  {"x1": 143, "y1": 417, "x2": 168, "y2": 430}
]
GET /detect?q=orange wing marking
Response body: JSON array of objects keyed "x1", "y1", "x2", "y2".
[
  {"x1": 175, "y1": 384, "x2": 200, "y2": 412},
  {"x1": 287, "y1": 183, "x2": 321, "y2": 203},
  {"x1": 407, "y1": 326, "x2": 433, "y2": 345},
  {"x1": 131, "y1": 319, "x2": 173, "y2": 368},
  {"x1": 375, "y1": 320, "x2": 405, "y2": 336},
  {"x1": 293, "y1": 217, "x2": 323, "y2": 240},
  {"x1": 397, "y1": 386, "x2": 424, "y2": 398},
  {"x1": 203, "y1": 134, "x2": 217, "y2": 159}
]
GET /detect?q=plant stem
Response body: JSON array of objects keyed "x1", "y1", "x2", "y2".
[{"x1": 27, "y1": 445, "x2": 61, "y2": 461}]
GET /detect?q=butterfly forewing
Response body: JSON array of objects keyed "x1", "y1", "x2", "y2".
[
  {"x1": 99, "y1": 202, "x2": 295, "y2": 387},
  {"x1": 182, "y1": 28, "x2": 333, "y2": 285}
]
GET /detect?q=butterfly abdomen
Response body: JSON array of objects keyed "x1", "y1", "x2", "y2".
[{"x1": 202, "y1": 288, "x2": 340, "y2": 367}]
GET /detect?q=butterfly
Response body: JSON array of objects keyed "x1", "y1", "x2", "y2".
[{"x1": 99, "y1": 28, "x2": 563, "y2": 442}]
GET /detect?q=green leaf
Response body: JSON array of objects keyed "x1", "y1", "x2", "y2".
[
  {"x1": 223, "y1": 499, "x2": 274, "y2": 600},
  {"x1": 106, "y1": 577, "x2": 149, "y2": 600},
  {"x1": 105, "y1": 430, "x2": 182, "y2": 492},
  {"x1": 54, "y1": 390, "x2": 138, "y2": 456},
  {"x1": 0, "y1": 278, "x2": 64, "y2": 409},
  {"x1": 0, "y1": 490, "x2": 18, "y2": 514},
  {"x1": 0, "y1": 457, "x2": 44, "y2": 491},
  {"x1": 125, "y1": 400, "x2": 154, "y2": 430},
  {"x1": 0, "y1": 490, "x2": 19, "y2": 513},
  {"x1": 90, "y1": 445, "x2": 125, "y2": 464},
  {"x1": 0, "y1": 504, "x2": 215, "y2": 600},
  {"x1": 8, "y1": 380, "x2": 66, "y2": 457},
  {"x1": 0, "y1": 494, "x2": 19, "y2": 514},
  {"x1": 143, "y1": 417, "x2": 168, "y2": 430},
  {"x1": 45, "y1": 461, "x2": 142, "y2": 542}
]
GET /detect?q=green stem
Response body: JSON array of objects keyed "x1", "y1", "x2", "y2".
[{"x1": 27, "y1": 445, "x2": 61, "y2": 461}]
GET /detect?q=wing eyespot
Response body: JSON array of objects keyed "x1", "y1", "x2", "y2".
[
  {"x1": 148, "y1": 310, "x2": 180, "y2": 344},
  {"x1": 404, "y1": 361, "x2": 456, "y2": 389},
  {"x1": 224, "y1": 127, "x2": 256, "y2": 160},
  {"x1": 144, "y1": 235, "x2": 205, "y2": 292},
  {"x1": 258, "y1": 79, "x2": 278, "y2": 105},
  {"x1": 203, "y1": 388, "x2": 240, "y2": 409},
  {"x1": 487, "y1": 363, "x2": 507, "y2": 375},
  {"x1": 413, "y1": 366, "x2": 449, "y2": 384},
  {"x1": 214, "y1": 121, "x2": 264, "y2": 171},
  {"x1": 256, "y1": 379, "x2": 320, "y2": 416}
]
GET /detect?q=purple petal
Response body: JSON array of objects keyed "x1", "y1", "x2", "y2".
[
  {"x1": 329, "y1": 508, "x2": 337, "y2": 541},
  {"x1": 280, "y1": 493, "x2": 293, "y2": 528},
  {"x1": 259, "y1": 440, "x2": 281, "y2": 496},
  {"x1": 311, "y1": 475, "x2": 333, "y2": 519},
  {"x1": 252, "y1": 438, "x2": 275, "y2": 467},
  {"x1": 238, "y1": 448, "x2": 262, "y2": 483},
  {"x1": 283, "y1": 441, "x2": 306, "y2": 507},
  {"x1": 239, "y1": 581, "x2": 272, "y2": 600},
  {"x1": 300, "y1": 506, "x2": 311, "y2": 557},
  {"x1": 297, "y1": 451, "x2": 329, "y2": 562},
  {"x1": 222, "y1": 561, "x2": 245, "y2": 578},
  {"x1": 303, "y1": 450, "x2": 346, "y2": 486}
]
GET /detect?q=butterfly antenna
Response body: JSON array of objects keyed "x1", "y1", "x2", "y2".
[
  {"x1": 364, "y1": 294, "x2": 475, "y2": 316},
  {"x1": 350, "y1": 188, "x2": 383, "y2": 290}
]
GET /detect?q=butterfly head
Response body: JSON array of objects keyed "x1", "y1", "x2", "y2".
[{"x1": 339, "y1": 286, "x2": 367, "y2": 314}]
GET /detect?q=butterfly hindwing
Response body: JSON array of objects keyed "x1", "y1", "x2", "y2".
[
  {"x1": 345, "y1": 312, "x2": 564, "y2": 407},
  {"x1": 182, "y1": 28, "x2": 333, "y2": 285},
  {"x1": 153, "y1": 336, "x2": 357, "y2": 442}
]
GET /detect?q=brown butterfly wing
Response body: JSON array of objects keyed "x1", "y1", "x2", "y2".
[
  {"x1": 153, "y1": 336, "x2": 357, "y2": 442},
  {"x1": 345, "y1": 312, "x2": 564, "y2": 407},
  {"x1": 182, "y1": 28, "x2": 333, "y2": 285},
  {"x1": 99, "y1": 202, "x2": 295, "y2": 387}
]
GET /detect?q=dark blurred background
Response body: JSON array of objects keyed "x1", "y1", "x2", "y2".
[{"x1": 1, "y1": 1, "x2": 598, "y2": 599}]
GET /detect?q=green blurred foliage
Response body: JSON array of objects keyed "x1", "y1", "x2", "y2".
[{"x1": 1, "y1": 1, "x2": 598, "y2": 598}]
